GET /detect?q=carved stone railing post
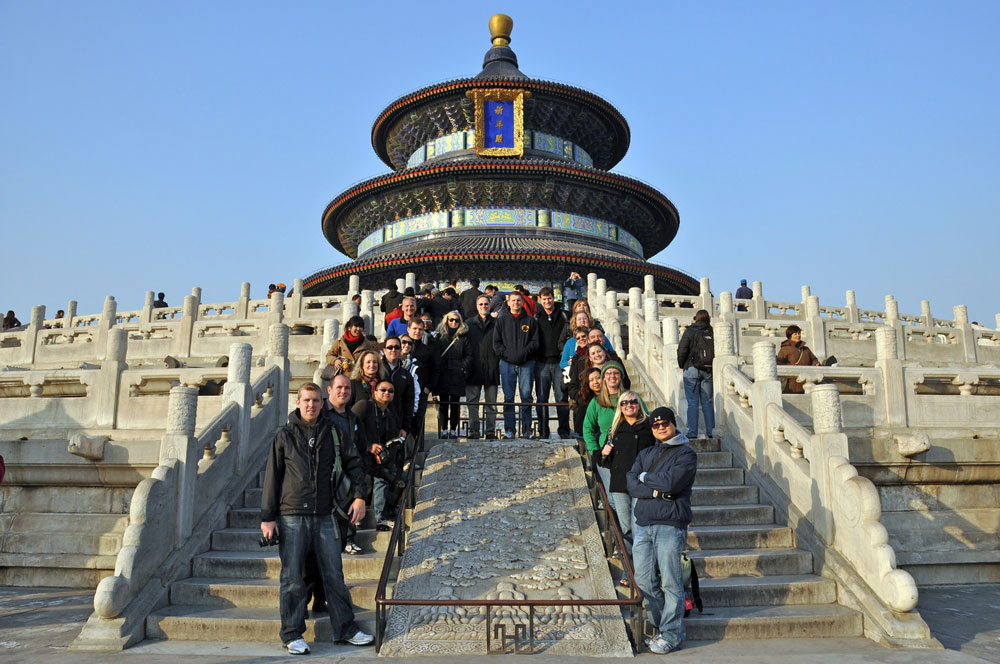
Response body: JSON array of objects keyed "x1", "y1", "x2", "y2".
[
  {"x1": 809, "y1": 384, "x2": 848, "y2": 543},
  {"x1": 96, "y1": 296, "x2": 117, "y2": 361},
  {"x1": 643, "y1": 296, "x2": 659, "y2": 342},
  {"x1": 360, "y1": 289, "x2": 376, "y2": 336},
  {"x1": 190, "y1": 286, "x2": 202, "y2": 304},
  {"x1": 884, "y1": 294, "x2": 906, "y2": 361},
  {"x1": 65, "y1": 299, "x2": 77, "y2": 330},
  {"x1": 173, "y1": 295, "x2": 199, "y2": 359},
  {"x1": 711, "y1": 321, "x2": 737, "y2": 437},
  {"x1": 800, "y1": 285, "x2": 811, "y2": 308},
  {"x1": 268, "y1": 324, "x2": 291, "y2": 429},
  {"x1": 751, "y1": 280, "x2": 765, "y2": 319},
  {"x1": 586, "y1": 272, "x2": 596, "y2": 302},
  {"x1": 953, "y1": 305, "x2": 977, "y2": 363},
  {"x1": 290, "y1": 278, "x2": 304, "y2": 318},
  {"x1": 875, "y1": 326, "x2": 906, "y2": 427},
  {"x1": 23, "y1": 305, "x2": 45, "y2": 365},
  {"x1": 405, "y1": 272, "x2": 416, "y2": 293},
  {"x1": 627, "y1": 288, "x2": 642, "y2": 358},
  {"x1": 223, "y1": 342, "x2": 254, "y2": 473},
  {"x1": 96, "y1": 328, "x2": 128, "y2": 428},
  {"x1": 267, "y1": 291, "x2": 285, "y2": 331},
  {"x1": 605, "y1": 290, "x2": 622, "y2": 350},
  {"x1": 595, "y1": 278, "x2": 607, "y2": 312},
  {"x1": 340, "y1": 295, "x2": 359, "y2": 330},
  {"x1": 845, "y1": 290, "x2": 859, "y2": 324},
  {"x1": 920, "y1": 300, "x2": 933, "y2": 328},
  {"x1": 750, "y1": 341, "x2": 782, "y2": 465},
  {"x1": 661, "y1": 317, "x2": 681, "y2": 407},
  {"x1": 160, "y1": 386, "x2": 199, "y2": 545},
  {"x1": 995, "y1": 313, "x2": 1000, "y2": 331},
  {"x1": 348, "y1": 275, "x2": 361, "y2": 300},
  {"x1": 805, "y1": 295, "x2": 827, "y2": 359},
  {"x1": 142, "y1": 291, "x2": 154, "y2": 324},
  {"x1": 718, "y1": 291, "x2": 734, "y2": 321},
  {"x1": 699, "y1": 277, "x2": 712, "y2": 313},
  {"x1": 236, "y1": 282, "x2": 251, "y2": 319},
  {"x1": 643, "y1": 274, "x2": 655, "y2": 302}
]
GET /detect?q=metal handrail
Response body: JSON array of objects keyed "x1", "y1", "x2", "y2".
[{"x1": 372, "y1": 417, "x2": 644, "y2": 654}]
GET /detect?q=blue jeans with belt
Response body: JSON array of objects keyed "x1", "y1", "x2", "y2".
[
  {"x1": 499, "y1": 359, "x2": 535, "y2": 436},
  {"x1": 683, "y1": 366, "x2": 714, "y2": 438},
  {"x1": 632, "y1": 522, "x2": 687, "y2": 649},
  {"x1": 277, "y1": 514, "x2": 359, "y2": 644}
]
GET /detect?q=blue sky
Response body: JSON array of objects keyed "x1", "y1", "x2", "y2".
[{"x1": 2, "y1": 1, "x2": 997, "y2": 324}]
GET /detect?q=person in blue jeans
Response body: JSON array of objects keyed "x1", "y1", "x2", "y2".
[
  {"x1": 626, "y1": 407, "x2": 697, "y2": 654},
  {"x1": 493, "y1": 291, "x2": 540, "y2": 438},
  {"x1": 676, "y1": 310, "x2": 715, "y2": 438}
]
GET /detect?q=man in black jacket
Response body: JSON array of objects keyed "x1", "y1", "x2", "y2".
[
  {"x1": 458, "y1": 278, "x2": 483, "y2": 319},
  {"x1": 493, "y1": 291, "x2": 540, "y2": 438},
  {"x1": 464, "y1": 294, "x2": 500, "y2": 439},
  {"x1": 533, "y1": 287, "x2": 570, "y2": 440},
  {"x1": 676, "y1": 310, "x2": 715, "y2": 439},
  {"x1": 259, "y1": 382, "x2": 373, "y2": 654}
]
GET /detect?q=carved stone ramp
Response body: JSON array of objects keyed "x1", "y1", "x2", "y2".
[{"x1": 379, "y1": 439, "x2": 632, "y2": 657}]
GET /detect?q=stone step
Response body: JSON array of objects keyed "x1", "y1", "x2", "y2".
[
  {"x1": 0, "y1": 530, "x2": 123, "y2": 556},
  {"x1": 697, "y1": 574, "x2": 836, "y2": 607},
  {"x1": 211, "y1": 528, "x2": 392, "y2": 554},
  {"x1": 192, "y1": 550, "x2": 392, "y2": 581},
  {"x1": 692, "y1": 451, "x2": 733, "y2": 468},
  {"x1": 243, "y1": 487, "x2": 262, "y2": 509},
  {"x1": 170, "y1": 577, "x2": 383, "y2": 611},
  {"x1": 1, "y1": 512, "x2": 129, "y2": 533},
  {"x1": 690, "y1": 504, "x2": 774, "y2": 527},
  {"x1": 684, "y1": 604, "x2": 863, "y2": 640},
  {"x1": 0, "y1": 551, "x2": 118, "y2": 587},
  {"x1": 687, "y1": 547, "x2": 814, "y2": 578},
  {"x1": 688, "y1": 438, "x2": 721, "y2": 453},
  {"x1": 691, "y1": 485, "x2": 758, "y2": 506},
  {"x1": 693, "y1": 467, "x2": 744, "y2": 486},
  {"x1": 687, "y1": 524, "x2": 794, "y2": 550},
  {"x1": 146, "y1": 605, "x2": 377, "y2": 644}
]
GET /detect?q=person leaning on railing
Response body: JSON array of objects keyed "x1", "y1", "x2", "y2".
[{"x1": 776, "y1": 324, "x2": 820, "y2": 394}]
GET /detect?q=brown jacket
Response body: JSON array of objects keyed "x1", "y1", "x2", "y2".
[
  {"x1": 324, "y1": 337, "x2": 376, "y2": 378},
  {"x1": 776, "y1": 339, "x2": 819, "y2": 393}
]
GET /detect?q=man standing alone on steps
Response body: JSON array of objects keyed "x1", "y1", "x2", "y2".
[
  {"x1": 676, "y1": 310, "x2": 715, "y2": 439},
  {"x1": 259, "y1": 382, "x2": 374, "y2": 655},
  {"x1": 627, "y1": 407, "x2": 697, "y2": 655}
]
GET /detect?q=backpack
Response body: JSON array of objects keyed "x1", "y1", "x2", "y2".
[
  {"x1": 690, "y1": 327, "x2": 715, "y2": 370},
  {"x1": 681, "y1": 553, "x2": 703, "y2": 617}
]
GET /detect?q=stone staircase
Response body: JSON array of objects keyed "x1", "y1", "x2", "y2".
[
  {"x1": 143, "y1": 468, "x2": 387, "y2": 649},
  {"x1": 610, "y1": 436, "x2": 863, "y2": 640}
]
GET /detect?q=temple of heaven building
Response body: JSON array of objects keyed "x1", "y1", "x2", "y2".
[{"x1": 302, "y1": 14, "x2": 698, "y2": 296}]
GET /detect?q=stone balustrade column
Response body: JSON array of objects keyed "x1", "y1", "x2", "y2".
[
  {"x1": 96, "y1": 296, "x2": 117, "y2": 361},
  {"x1": 191, "y1": 286, "x2": 202, "y2": 304},
  {"x1": 749, "y1": 341, "x2": 783, "y2": 466},
  {"x1": 920, "y1": 300, "x2": 933, "y2": 328},
  {"x1": 236, "y1": 282, "x2": 251, "y2": 319},
  {"x1": 65, "y1": 300, "x2": 77, "y2": 330},
  {"x1": 845, "y1": 289, "x2": 859, "y2": 324},
  {"x1": 627, "y1": 287, "x2": 642, "y2": 359},
  {"x1": 142, "y1": 291, "x2": 154, "y2": 324},
  {"x1": 396, "y1": 278, "x2": 406, "y2": 293},
  {"x1": 643, "y1": 274, "x2": 655, "y2": 301},
  {"x1": 96, "y1": 328, "x2": 128, "y2": 428},
  {"x1": 811, "y1": 384, "x2": 843, "y2": 434},
  {"x1": 752, "y1": 340, "x2": 778, "y2": 382},
  {"x1": 628, "y1": 287, "x2": 642, "y2": 313},
  {"x1": 718, "y1": 291, "x2": 734, "y2": 320},
  {"x1": 953, "y1": 305, "x2": 977, "y2": 362},
  {"x1": 361, "y1": 290, "x2": 376, "y2": 335},
  {"x1": 884, "y1": 295, "x2": 898, "y2": 322},
  {"x1": 662, "y1": 317, "x2": 679, "y2": 344},
  {"x1": 996, "y1": 313, "x2": 1000, "y2": 331},
  {"x1": 595, "y1": 278, "x2": 607, "y2": 307},
  {"x1": 586, "y1": 273, "x2": 597, "y2": 302},
  {"x1": 660, "y1": 317, "x2": 681, "y2": 407},
  {"x1": 340, "y1": 296, "x2": 359, "y2": 329},
  {"x1": 642, "y1": 297, "x2": 659, "y2": 364},
  {"x1": 267, "y1": 291, "x2": 285, "y2": 330},
  {"x1": 709, "y1": 321, "x2": 737, "y2": 437},
  {"x1": 160, "y1": 385, "x2": 200, "y2": 545},
  {"x1": 801, "y1": 285, "x2": 811, "y2": 310},
  {"x1": 805, "y1": 295, "x2": 827, "y2": 359},
  {"x1": 174, "y1": 295, "x2": 199, "y2": 359},
  {"x1": 699, "y1": 277, "x2": 712, "y2": 313},
  {"x1": 223, "y1": 342, "x2": 254, "y2": 472},
  {"x1": 883, "y1": 294, "x2": 906, "y2": 361},
  {"x1": 268, "y1": 324, "x2": 291, "y2": 428},
  {"x1": 752, "y1": 281, "x2": 766, "y2": 319},
  {"x1": 605, "y1": 290, "x2": 622, "y2": 350},
  {"x1": 348, "y1": 275, "x2": 360, "y2": 299},
  {"x1": 875, "y1": 326, "x2": 906, "y2": 427},
  {"x1": 290, "y1": 278, "x2": 304, "y2": 318},
  {"x1": 808, "y1": 383, "x2": 850, "y2": 542},
  {"x1": 22, "y1": 305, "x2": 45, "y2": 365},
  {"x1": 405, "y1": 272, "x2": 416, "y2": 292}
]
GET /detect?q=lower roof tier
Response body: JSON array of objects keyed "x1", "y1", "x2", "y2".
[
  {"x1": 322, "y1": 158, "x2": 679, "y2": 259},
  {"x1": 302, "y1": 235, "x2": 698, "y2": 296}
]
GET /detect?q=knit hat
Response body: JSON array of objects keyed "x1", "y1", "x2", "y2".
[
  {"x1": 649, "y1": 406, "x2": 677, "y2": 426},
  {"x1": 601, "y1": 361, "x2": 624, "y2": 378}
]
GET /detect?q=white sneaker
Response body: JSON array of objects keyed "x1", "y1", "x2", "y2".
[
  {"x1": 284, "y1": 638, "x2": 310, "y2": 655},
  {"x1": 648, "y1": 635, "x2": 680, "y2": 654},
  {"x1": 344, "y1": 629, "x2": 374, "y2": 646}
]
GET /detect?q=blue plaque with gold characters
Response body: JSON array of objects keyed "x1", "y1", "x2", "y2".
[{"x1": 466, "y1": 88, "x2": 530, "y2": 157}]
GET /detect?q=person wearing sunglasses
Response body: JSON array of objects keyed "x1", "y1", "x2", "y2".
[
  {"x1": 583, "y1": 361, "x2": 627, "y2": 490},
  {"x1": 626, "y1": 407, "x2": 697, "y2": 655},
  {"x1": 378, "y1": 336, "x2": 416, "y2": 443},
  {"x1": 353, "y1": 379, "x2": 406, "y2": 531},
  {"x1": 434, "y1": 313, "x2": 472, "y2": 438},
  {"x1": 599, "y1": 390, "x2": 652, "y2": 561}
]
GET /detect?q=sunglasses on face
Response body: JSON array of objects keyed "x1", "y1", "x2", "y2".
[
  {"x1": 376, "y1": 388, "x2": 395, "y2": 393},
  {"x1": 384, "y1": 344, "x2": 400, "y2": 350},
  {"x1": 651, "y1": 421, "x2": 672, "y2": 429},
  {"x1": 401, "y1": 340, "x2": 413, "y2": 346},
  {"x1": 620, "y1": 399, "x2": 639, "y2": 406},
  {"x1": 448, "y1": 318, "x2": 459, "y2": 323}
]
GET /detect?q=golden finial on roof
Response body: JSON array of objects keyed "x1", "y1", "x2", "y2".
[{"x1": 489, "y1": 14, "x2": 513, "y2": 48}]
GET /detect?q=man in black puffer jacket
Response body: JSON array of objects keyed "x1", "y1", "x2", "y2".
[
  {"x1": 260, "y1": 382, "x2": 372, "y2": 654},
  {"x1": 493, "y1": 291, "x2": 539, "y2": 438}
]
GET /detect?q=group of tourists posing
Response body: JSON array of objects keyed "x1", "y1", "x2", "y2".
[{"x1": 260, "y1": 278, "x2": 820, "y2": 655}]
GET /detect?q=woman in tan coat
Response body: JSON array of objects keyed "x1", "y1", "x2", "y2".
[
  {"x1": 323, "y1": 315, "x2": 375, "y2": 380},
  {"x1": 776, "y1": 325, "x2": 820, "y2": 393}
]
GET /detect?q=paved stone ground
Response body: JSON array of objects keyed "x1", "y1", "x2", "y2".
[{"x1": 1, "y1": 585, "x2": 997, "y2": 663}]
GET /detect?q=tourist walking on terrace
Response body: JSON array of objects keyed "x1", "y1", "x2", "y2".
[
  {"x1": 676, "y1": 310, "x2": 715, "y2": 439},
  {"x1": 776, "y1": 324, "x2": 821, "y2": 394},
  {"x1": 598, "y1": 389, "x2": 653, "y2": 560},
  {"x1": 494, "y1": 290, "x2": 539, "y2": 438},
  {"x1": 259, "y1": 382, "x2": 373, "y2": 655},
  {"x1": 627, "y1": 406, "x2": 697, "y2": 654},
  {"x1": 564, "y1": 270, "x2": 585, "y2": 313},
  {"x1": 735, "y1": 279, "x2": 752, "y2": 311},
  {"x1": 152, "y1": 293, "x2": 168, "y2": 308},
  {"x1": 435, "y1": 312, "x2": 472, "y2": 438}
]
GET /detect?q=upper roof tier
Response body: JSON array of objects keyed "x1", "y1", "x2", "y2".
[{"x1": 371, "y1": 15, "x2": 631, "y2": 172}]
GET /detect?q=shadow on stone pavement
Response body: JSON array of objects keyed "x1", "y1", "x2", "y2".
[{"x1": 917, "y1": 583, "x2": 1000, "y2": 664}]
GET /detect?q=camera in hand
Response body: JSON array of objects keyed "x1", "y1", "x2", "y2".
[
  {"x1": 374, "y1": 436, "x2": 407, "y2": 490},
  {"x1": 258, "y1": 533, "x2": 280, "y2": 547}
]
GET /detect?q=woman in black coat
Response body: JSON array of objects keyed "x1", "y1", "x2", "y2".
[
  {"x1": 598, "y1": 389, "x2": 653, "y2": 562},
  {"x1": 434, "y1": 312, "x2": 472, "y2": 438}
]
